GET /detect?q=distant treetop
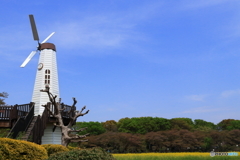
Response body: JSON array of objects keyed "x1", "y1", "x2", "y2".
[{"x1": 0, "y1": 92, "x2": 8, "y2": 106}]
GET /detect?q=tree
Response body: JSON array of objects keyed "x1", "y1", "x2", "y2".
[
  {"x1": 217, "y1": 119, "x2": 235, "y2": 130},
  {"x1": 170, "y1": 118, "x2": 194, "y2": 130},
  {"x1": 145, "y1": 131, "x2": 168, "y2": 152},
  {"x1": 74, "y1": 121, "x2": 106, "y2": 135},
  {"x1": 208, "y1": 130, "x2": 227, "y2": 152},
  {"x1": 225, "y1": 120, "x2": 240, "y2": 130},
  {"x1": 117, "y1": 117, "x2": 132, "y2": 133},
  {"x1": 0, "y1": 92, "x2": 8, "y2": 106},
  {"x1": 41, "y1": 85, "x2": 89, "y2": 147},
  {"x1": 225, "y1": 129, "x2": 240, "y2": 151},
  {"x1": 102, "y1": 120, "x2": 118, "y2": 132},
  {"x1": 86, "y1": 132, "x2": 144, "y2": 153},
  {"x1": 117, "y1": 117, "x2": 171, "y2": 134},
  {"x1": 194, "y1": 119, "x2": 216, "y2": 131}
]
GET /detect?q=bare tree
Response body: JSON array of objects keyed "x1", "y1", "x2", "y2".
[{"x1": 40, "y1": 85, "x2": 89, "y2": 146}]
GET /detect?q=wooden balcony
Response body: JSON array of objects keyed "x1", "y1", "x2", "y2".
[
  {"x1": 0, "y1": 103, "x2": 32, "y2": 128},
  {"x1": 0, "y1": 102, "x2": 76, "y2": 144},
  {"x1": 0, "y1": 102, "x2": 75, "y2": 128}
]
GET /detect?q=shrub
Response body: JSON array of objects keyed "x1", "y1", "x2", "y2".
[
  {"x1": 42, "y1": 144, "x2": 69, "y2": 156},
  {"x1": 0, "y1": 138, "x2": 48, "y2": 160},
  {"x1": 67, "y1": 145, "x2": 79, "y2": 150},
  {"x1": 47, "y1": 148, "x2": 116, "y2": 160}
]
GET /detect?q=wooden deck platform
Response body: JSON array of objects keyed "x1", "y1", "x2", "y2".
[
  {"x1": 0, "y1": 102, "x2": 75, "y2": 144},
  {"x1": 0, "y1": 103, "x2": 32, "y2": 128}
]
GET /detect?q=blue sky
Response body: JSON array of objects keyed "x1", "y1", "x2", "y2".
[{"x1": 1, "y1": 0, "x2": 240, "y2": 124}]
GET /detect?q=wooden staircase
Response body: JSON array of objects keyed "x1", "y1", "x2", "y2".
[
  {"x1": 21, "y1": 116, "x2": 39, "y2": 141},
  {"x1": 0, "y1": 102, "x2": 74, "y2": 144},
  {"x1": 6, "y1": 103, "x2": 35, "y2": 139},
  {"x1": 20, "y1": 107, "x2": 49, "y2": 144}
]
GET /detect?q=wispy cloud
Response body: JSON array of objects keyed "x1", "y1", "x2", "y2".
[
  {"x1": 221, "y1": 89, "x2": 240, "y2": 98},
  {"x1": 53, "y1": 20, "x2": 132, "y2": 49},
  {"x1": 181, "y1": 106, "x2": 221, "y2": 114},
  {"x1": 46, "y1": 2, "x2": 165, "y2": 54},
  {"x1": 179, "y1": 0, "x2": 231, "y2": 10},
  {"x1": 185, "y1": 94, "x2": 207, "y2": 101}
]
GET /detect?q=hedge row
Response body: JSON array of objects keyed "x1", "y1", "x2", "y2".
[
  {"x1": 0, "y1": 138, "x2": 115, "y2": 160},
  {"x1": 0, "y1": 138, "x2": 48, "y2": 160}
]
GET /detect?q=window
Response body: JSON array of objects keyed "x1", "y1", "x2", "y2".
[{"x1": 45, "y1": 69, "x2": 50, "y2": 84}]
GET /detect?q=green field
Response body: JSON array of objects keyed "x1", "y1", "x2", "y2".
[{"x1": 112, "y1": 152, "x2": 240, "y2": 160}]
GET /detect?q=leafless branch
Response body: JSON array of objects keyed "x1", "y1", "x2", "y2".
[
  {"x1": 59, "y1": 107, "x2": 66, "y2": 112},
  {"x1": 53, "y1": 122, "x2": 60, "y2": 127},
  {"x1": 71, "y1": 133, "x2": 90, "y2": 139},
  {"x1": 69, "y1": 127, "x2": 88, "y2": 132},
  {"x1": 72, "y1": 97, "x2": 77, "y2": 107},
  {"x1": 41, "y1": 104, "x2": 54, "y2": 116},
  {"x1": 41, "y1": 85, "x2": 89, "y2": 146}
]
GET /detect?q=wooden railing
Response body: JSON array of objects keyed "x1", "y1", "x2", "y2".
[
  {"x1": 7, "y1": 102, "x2": 35, "y2": 139},
  {"x1": 0, "y1": 106, "x2": 13, "y2": 120},
  {"x1": 15, "y1": 103, "x2": 31, "y2": 117},
  {"x1": 48, "y1": 103, "x2": 75, "y2": 118},
  {"x1": 34, "y1": 105, "x2": 48, "y2": 144},
  {"x1": 0, "y1": 103, "x2": 32, "y2": 120}
]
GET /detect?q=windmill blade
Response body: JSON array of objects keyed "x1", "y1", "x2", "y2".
[
  {"x1": 41, "y1": 32, "x2": 55, "y2": 44},
  {"x1": 29, "y1": 15, "x2": 39, "y2": 41},
  {"x1": 20, "y1": 51, "x2": 37, "y2": 67}
]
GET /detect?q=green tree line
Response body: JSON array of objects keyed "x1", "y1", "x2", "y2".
[
  {"x1": 72, "y1": 117, "x2": 240, "y2": 153},
  {"x1": 74, "y1": 117, "x2": 240, "y2": 135}
]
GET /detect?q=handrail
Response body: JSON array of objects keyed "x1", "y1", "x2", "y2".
[
  {"x1": 47, "y1": 102, "x2": 75, "y2": 118},
  {"x1": 24, "y1": 104, "x2": 49, "y2": 144},
  {"x1": 7, "y1": 102, "x2": 35, "y2": 138}
]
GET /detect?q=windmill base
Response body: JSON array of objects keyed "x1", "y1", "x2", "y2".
[{"x1": 41, "y1": 124, "x2": 61, "y2": 144}]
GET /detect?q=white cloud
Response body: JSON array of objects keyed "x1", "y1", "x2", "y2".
[
  {"x1": 221, "y1": 89, "x2": 240, "y2": 98},
  {"x1": 50, "y1": 16, "x2": 141, "y2": 53},
  {"x1": 44, "y1": 2, "x2": 165, "y2": 53},
  {"x1": 185, "y1": 94, "x2": 207, "y2": 101},
  {"x1": 181, "y1": 106, "x2": 221, "y2": 114}
]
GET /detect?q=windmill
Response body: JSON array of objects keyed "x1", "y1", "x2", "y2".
[{"x1": 20, "y1": 15, "x2": 61, "y2": 144}]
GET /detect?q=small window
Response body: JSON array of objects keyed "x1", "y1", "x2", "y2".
[{"x1": 45, "y1": 69, "x2": 51, "y2": 85}]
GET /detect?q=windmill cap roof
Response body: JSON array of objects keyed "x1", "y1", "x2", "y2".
[{"x1": 40, "y1": 43, "x2": 56, "y2": 51}]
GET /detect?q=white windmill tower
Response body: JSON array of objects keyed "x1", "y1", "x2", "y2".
[{"x1": 20, "y1": 15, "x2": 61, "y2": 144}]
